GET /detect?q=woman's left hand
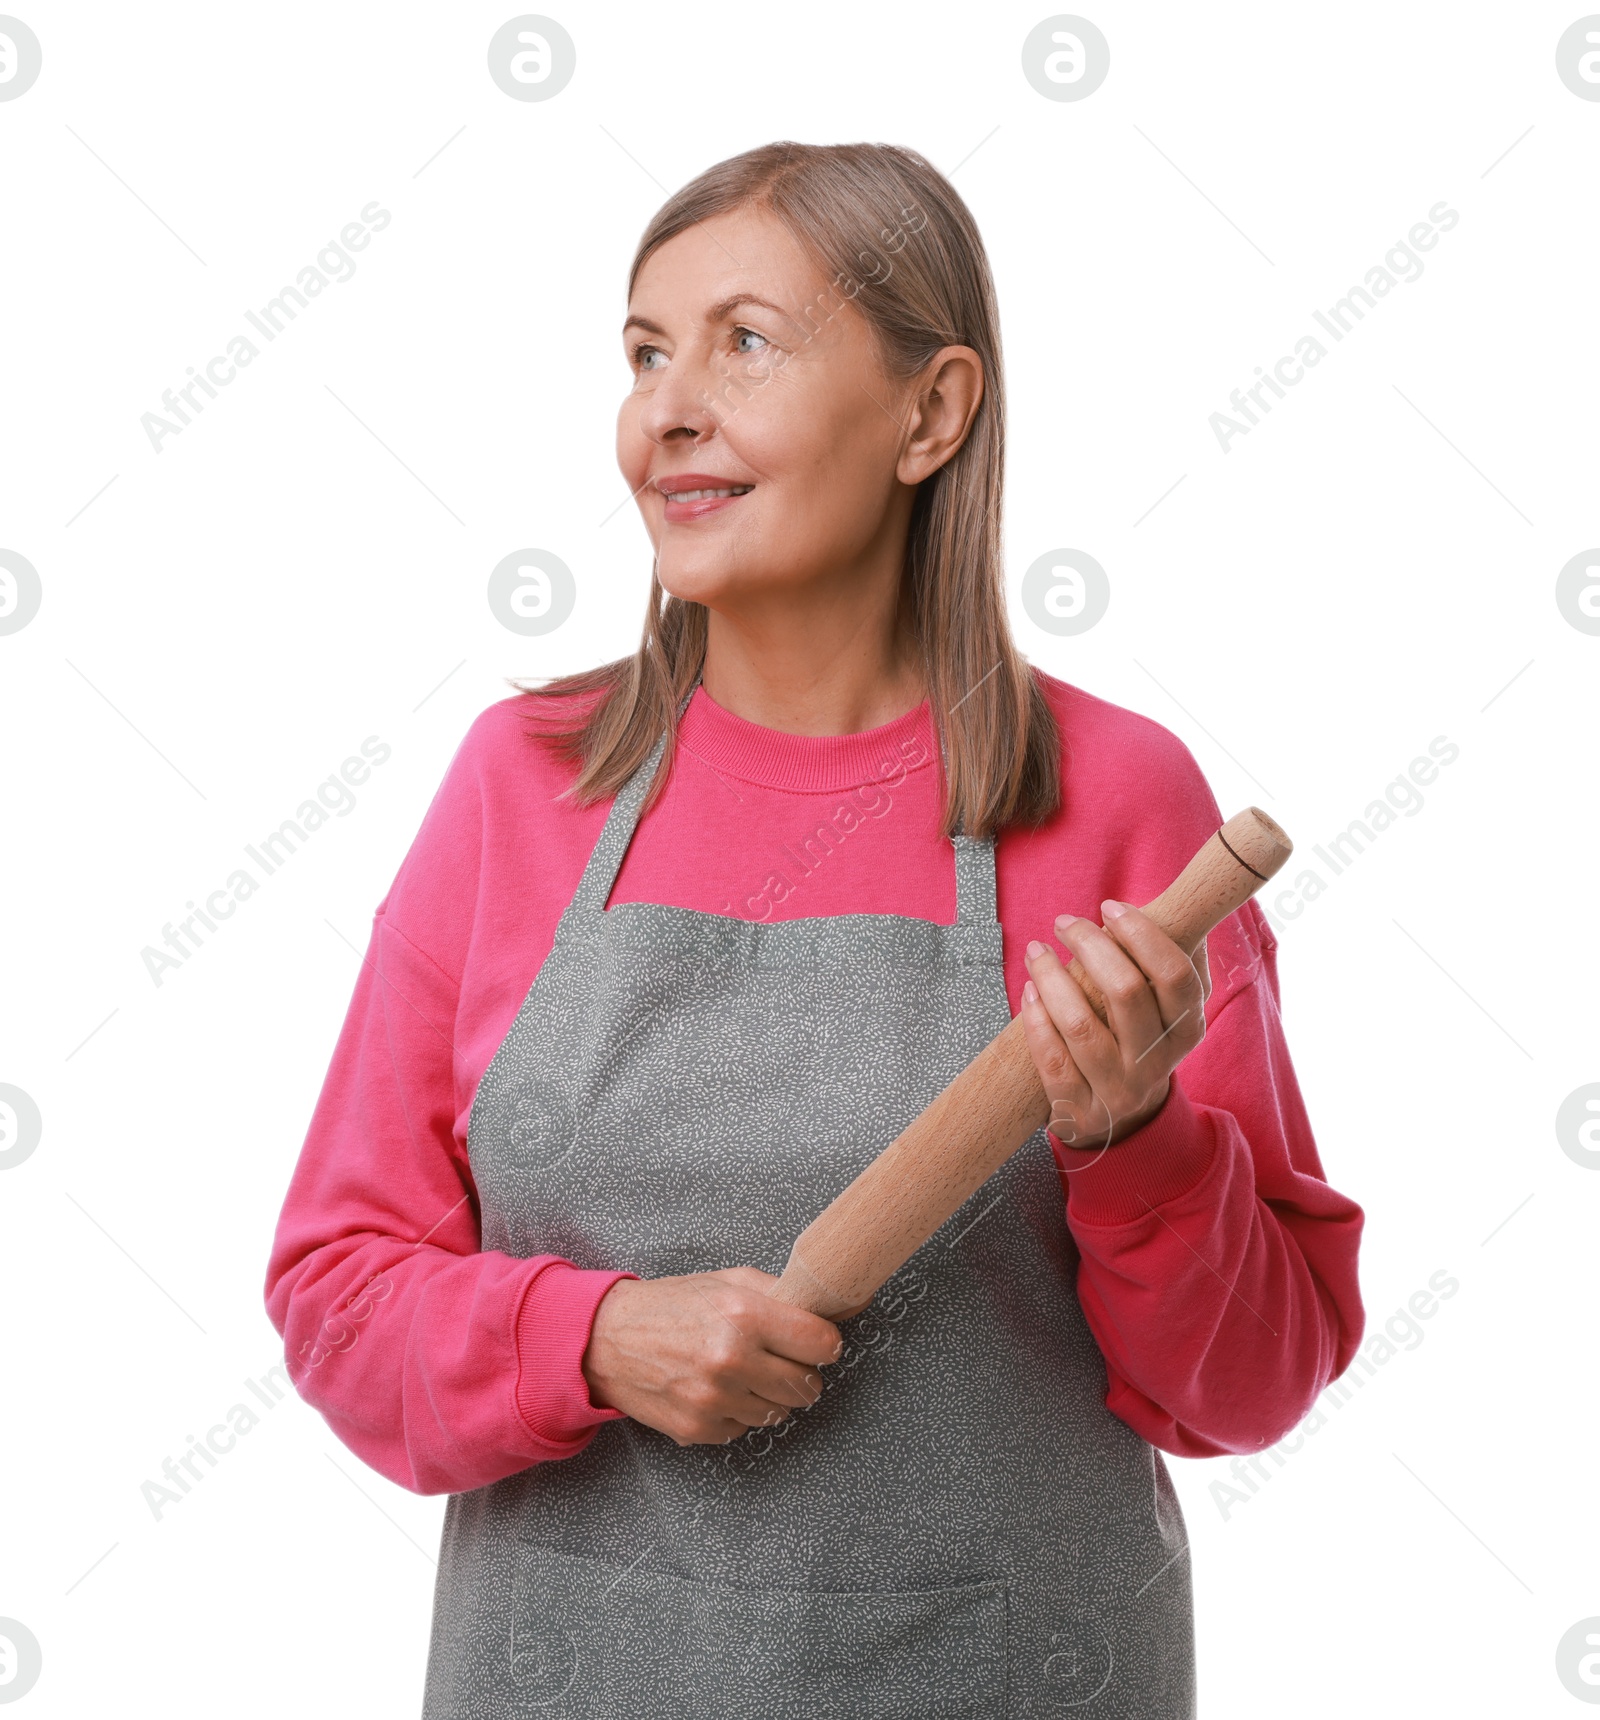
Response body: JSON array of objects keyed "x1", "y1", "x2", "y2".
[{"x1": 1019, "y1": 900, "x2": 1212, "y2": 1154}]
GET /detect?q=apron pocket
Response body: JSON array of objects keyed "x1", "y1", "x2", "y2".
[{"x1": 494, "y1": 1545, "x2": 1008, "y2": 1719}]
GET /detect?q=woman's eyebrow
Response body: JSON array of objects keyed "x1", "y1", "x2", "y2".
[
  {"x1": 705, "y1": 294, "x2": 793, "y2": 324},
  {"x1": 622, "y1": 294, "x2": 797, "y2": 340}
]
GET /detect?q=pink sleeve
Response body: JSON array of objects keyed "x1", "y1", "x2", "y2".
[
  {"x1": 1051, "y1": 903, "x2": 1367, "y2": 1458},
  {"x1": 262, "y1": 717, "x2": 638, "y2": 1497}
]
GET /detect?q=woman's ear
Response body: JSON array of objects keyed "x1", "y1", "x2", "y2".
[{"x1": 897, "y1": 346, "x2": 985, "y2": 485}]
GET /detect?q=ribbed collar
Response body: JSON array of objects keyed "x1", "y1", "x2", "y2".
[{"x1": 675, "y1": 683, "x2": 937, "y2": 792}]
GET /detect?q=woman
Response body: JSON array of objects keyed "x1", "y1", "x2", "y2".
[{"x1": 266, "y1": 141, "x2": 1365, "y2": 1718}]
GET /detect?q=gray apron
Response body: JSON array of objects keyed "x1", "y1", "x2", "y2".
[{"x1": 422, "y1": 715, "x2": 1195, "y2": 1718}]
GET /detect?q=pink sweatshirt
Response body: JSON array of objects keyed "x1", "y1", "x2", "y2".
[{"x1": 264, "y1": 670, "x2": 1365, "y2": 1495}]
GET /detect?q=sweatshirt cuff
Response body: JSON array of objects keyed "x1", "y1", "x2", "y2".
[
  {"x1": 1049, "y1": 1076, "x2": 1219, "y2": 1226},
  {"x1": 513, "y1": 1260, "x2": 640, "y2": 1451}
]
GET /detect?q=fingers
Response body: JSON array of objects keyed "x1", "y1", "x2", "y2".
[
  {"x1": 724, "y1": 1265, "x2": 873, "y2": 1322},
  {"x1": 1049, "y1": 912, "x2": 1167, "y2": 1064},
  {"x1": 737, "y1": 1355, "x2": 827, "y2": 1423},
  {"x1": 1055, "y1": 905, "x2": 1205, "y2": 1068},
  {"x1": 1023, "y1": 929, "x2": 1128, "y2": 1092},
  {"x1": 595, "y1": 1272, "x2": 843, "y2": 1448},
  {"x1": 711, "y1": 1398, "x2": 798, "y2": 1442},
  {"x1": 1021, "y1": 904, "x2": 1210, "y2": 1152},
  {"x1": 708, "y1": 1268, "x2": 844, "y2": 1368},
  {"x1": 718, "y1": 1266, "x2": 779, "y2": 1291},
  {"x1": 1093, "y1": 901, "x2": 1207, "y2": 1062},
  {"x1": 1017, "y1": 964, "x2": 1093, "y2": 1101},
  {"x1": 691, "y1": 1307, "x2": 829, "y2": 1443},
  {"x1": 1018, "y1": 961, "x2": 1116, "y2": 1151}
]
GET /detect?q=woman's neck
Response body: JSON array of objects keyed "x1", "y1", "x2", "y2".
[{"x1": 698, "y1": 604, "x2": 926, "y2": 738}]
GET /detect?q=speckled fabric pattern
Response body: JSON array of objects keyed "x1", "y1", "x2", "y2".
[{"x1": 421, "y1": 722, "x2": 1196, "y2": 1718}]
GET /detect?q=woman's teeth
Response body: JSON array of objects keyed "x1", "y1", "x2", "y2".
[{"x1": 666, "y1": 485, "x2": 753, "y2": 501}]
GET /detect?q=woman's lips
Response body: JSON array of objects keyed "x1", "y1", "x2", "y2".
[{"x1": 656, "y1": 475, "x2": 755, "y2": 524}]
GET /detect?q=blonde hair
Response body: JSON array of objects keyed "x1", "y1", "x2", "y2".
[{"x1": 513, "y1": 139, "x2": 1059, "y2": 840}]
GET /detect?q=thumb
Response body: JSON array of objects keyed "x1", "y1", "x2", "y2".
[{"x1": 720, "y1": 1265, "x2": 780, "y2": 1291}]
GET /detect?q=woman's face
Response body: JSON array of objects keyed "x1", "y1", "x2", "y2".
[{"x1": 616, "y1": 205, "x2": 925, "y2": 613}]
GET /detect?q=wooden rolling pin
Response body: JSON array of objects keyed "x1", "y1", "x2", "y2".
[{"x1": 767, "y1": 807, "x2": 1293, "y2": 1319}]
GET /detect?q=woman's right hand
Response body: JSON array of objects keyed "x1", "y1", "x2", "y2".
[{"x1": 581, "y1": 1266, "x2": 846, "y2": 1446}]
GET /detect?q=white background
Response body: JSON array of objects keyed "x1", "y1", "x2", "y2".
[{"x1": 2, "y1": 2, "x2": 1596, "y2": 1714}]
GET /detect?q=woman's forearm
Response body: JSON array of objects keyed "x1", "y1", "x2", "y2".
[
  {"x1": 1058, "y1": 967, "x2": 1366, "y2": 1457},
  {"x1": 262, "y1": 907, "x2": 635, "y2": 1495}
]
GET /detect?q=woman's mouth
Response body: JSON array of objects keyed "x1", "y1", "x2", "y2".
[{"x1": 657, "y1": 476, "x2": 755, "y2": 522}]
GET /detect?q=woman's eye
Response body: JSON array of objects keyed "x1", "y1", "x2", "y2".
[
  {"x1": 733, "y1": 327, "x2": 769, "y2": 356},
  {"x1": 632, "y1": 344, "x2": 665, "y2": 371}
]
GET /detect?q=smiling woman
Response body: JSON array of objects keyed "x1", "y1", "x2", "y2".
[
  {"x1": 264, "y1": 140, "x2": 1365, "y2": 1720},
  {"x1": 520, "y1": 141, "x2": 1053, "y2": 843}
]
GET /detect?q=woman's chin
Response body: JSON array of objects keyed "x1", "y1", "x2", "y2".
[{"x1": 656, "y1": 564, "x2": 744, "y2": 609}]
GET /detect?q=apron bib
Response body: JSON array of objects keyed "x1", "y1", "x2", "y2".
[{"x1": 422, "y1": 716, "x2": 1196, "y2": 1718}]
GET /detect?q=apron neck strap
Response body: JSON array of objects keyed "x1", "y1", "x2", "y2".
[
  {"x1": 566, "y1": 681, "x2": 693, "y2": 919},
  {"x1": 568, "y1": 732, "x2": 668, "y2": 917},
  {"x1": 950, "y1": 833, "x2": 998, "y2": 924}
]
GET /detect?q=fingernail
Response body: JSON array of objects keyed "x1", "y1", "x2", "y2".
[
  {"x1": 1026, "y1": 939, "x2": 1046, "y2": 959},
  {"x1": 1055, "y1": 914, "x2": 1080, "y2": 932},
  {"x1": 1022, "y1": 979, "x2": 1038, "y2": 1005},
  {"x1": 1101, "y1": 899, "x2": 1129, "y2": 919}
]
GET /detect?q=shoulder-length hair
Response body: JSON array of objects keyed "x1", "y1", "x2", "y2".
[{"x1": 512, "y1": 139, "x2": 1059, "y2": 841}]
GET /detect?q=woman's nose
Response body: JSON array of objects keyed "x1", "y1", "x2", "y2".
[{"x1": 637, "y1": 351, "x2": 724, "y2": 446}]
